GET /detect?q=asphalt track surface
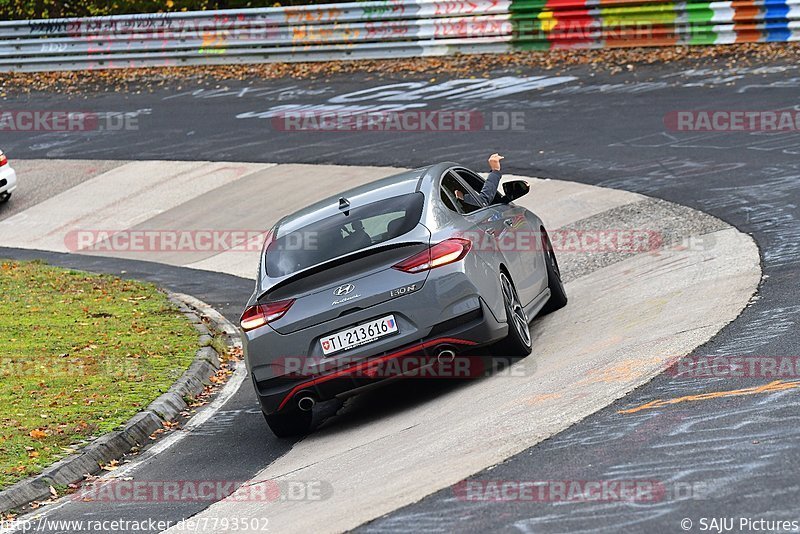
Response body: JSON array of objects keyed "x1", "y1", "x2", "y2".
[{"x1": 2, "y1": 58, "x2": 800, "y2": 532}]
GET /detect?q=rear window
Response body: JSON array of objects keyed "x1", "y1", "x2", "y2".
[{"x1": 265, "y1": 192, "x2": 424, "y2": 278}]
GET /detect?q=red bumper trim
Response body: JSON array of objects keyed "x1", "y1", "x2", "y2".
[{"x1": 276, "y1": 337, "x2": 477, "y2": 411}]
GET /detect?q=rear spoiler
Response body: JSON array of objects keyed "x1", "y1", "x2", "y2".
[{"x1": 256, "y1": 241, "x2": 425, "y2": 302}]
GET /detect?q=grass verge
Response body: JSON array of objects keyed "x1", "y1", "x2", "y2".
[{"x1": 0, "y1": 260, "x2": 198, "y2": 490}]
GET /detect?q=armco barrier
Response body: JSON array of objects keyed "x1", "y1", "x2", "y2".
[{"x1": 0, "y1": 0, "x2": 798, "y2": 71}]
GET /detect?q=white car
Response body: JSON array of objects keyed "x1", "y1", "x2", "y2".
[{"x1": 0, "y1": 150, "x2": 17, "y2": 203}]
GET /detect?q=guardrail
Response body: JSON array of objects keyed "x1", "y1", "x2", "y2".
[{"x1": 0, "y1": 0, "x2": 798, "y2": 71}]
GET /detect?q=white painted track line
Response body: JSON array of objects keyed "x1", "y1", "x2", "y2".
[
  {"x1": 171, "y1": 227, "x2": 759, "y2": 533},
  {"x1": 1, "y1": 162, "x2": 644, "y2": 279},
  {"x1": 0, "y1": 161, "x2": 273, "y2": 252}
]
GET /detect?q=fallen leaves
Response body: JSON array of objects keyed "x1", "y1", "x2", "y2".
[
  {"x1": 100, "y1": 459, "x2": 119, "y2": 471},
  {"x1": 228, "y1": 346, "x2": 243, "y2": 361},
  {"x1": 0, "y1": 43, "x2": 798, "y2": 96},
  {"x1": 208, "y1": 372, "x2": 225, "y2": 384},
  {"x1": 27, "y1": 485, "x2": 62, "y2": 509},
  {"x1": 29, "y1": 429, "x2": 48, "y2": 440}
]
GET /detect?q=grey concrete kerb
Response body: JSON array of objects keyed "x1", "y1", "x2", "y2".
[
  {"x1": 0, "y1": 292, "x2": 231, "y2": 514},
  {"x1": 175, "y1": 177, "x2": 762, "y2": 534}
]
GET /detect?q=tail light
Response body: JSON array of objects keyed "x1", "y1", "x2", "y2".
[
  {"x1": 240, "y1": 299, "x2": 295, "y2": 331},
  {"x1": 0, "y1": 151, "x2": 7, "y2": 167},
  {"x1": 392, "y1": 238, "x2": 472, "y2": 273}
]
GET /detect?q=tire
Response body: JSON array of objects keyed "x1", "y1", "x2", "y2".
[
  {"x1": 263, "y1": 406, "x2": 313, "y2": 438},
  {"x1": 0, "y1": 192, "x2": 10, "y2": 203},
  {"x1": 498, "y1": 270, "x2": 533, "y2": 357},
  {"x1": 539, "y1": 229, "x2": 568, "y2": 315}
]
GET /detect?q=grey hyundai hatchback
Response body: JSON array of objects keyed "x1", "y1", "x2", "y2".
[{"x1": 241, "y1": 158, "x2": 567, "y2": 437}]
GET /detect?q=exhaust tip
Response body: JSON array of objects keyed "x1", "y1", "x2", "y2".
[
  {"x1": 436, "y1": 347, "x2": 456, "y2": 364},
  {"x1": 297, "y1": 396, "x2": 316, "y2": 412}
]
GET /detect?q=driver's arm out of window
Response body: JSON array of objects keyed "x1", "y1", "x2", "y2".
[{"x1": 477, "y1": 170, "x2": 502, "y2": 205}]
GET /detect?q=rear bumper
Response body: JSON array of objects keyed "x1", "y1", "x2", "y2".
[
  {"x1": 252, "y1": 303, "x2": 507, "y2": 414},
  {"x1": 0, "y1": 166, "x2": 17, "y2": 194}
]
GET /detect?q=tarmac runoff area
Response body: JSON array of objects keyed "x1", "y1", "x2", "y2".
[{"x1": 0, "y1": 160, "x2": 761, "y2": 533}]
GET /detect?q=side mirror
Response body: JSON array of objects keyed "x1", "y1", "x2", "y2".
[{"x1": 502, "y1": 180, "x2": 529, "y2": 202}]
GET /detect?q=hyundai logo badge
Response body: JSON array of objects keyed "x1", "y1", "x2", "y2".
[{"x1": 334, "y1": 283, "x2": 355, "y2": 296}]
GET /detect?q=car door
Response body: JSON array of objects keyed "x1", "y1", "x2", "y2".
[
  {"x1": 436, "y1": 170, "x2": 505, "y2": 318},
  {"x1": 453, "y1": 168, "x2": 544, "y2": 306}
]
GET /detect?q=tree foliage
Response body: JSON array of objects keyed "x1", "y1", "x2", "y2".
[{"x1": 0, "y1": 0, "x2": 338, "y2": 20}]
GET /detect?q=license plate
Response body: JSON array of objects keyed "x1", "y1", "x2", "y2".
[{"x1": 320, "y1": 315, "x2": 398, "y2": 356}]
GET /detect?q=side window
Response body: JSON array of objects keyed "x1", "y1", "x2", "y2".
[
  {"x1": 455, "y1": 169, "x2": 485, "y2": 194},
  {"x1": 441, "y1": 171, "x2": 483, "y2": 214},
  {"x1": 456, "y1": 169, "x2": 501, "y2": 205},
  {"x1": 440, "y1": 187, "x2": 458, "y2": 212}
]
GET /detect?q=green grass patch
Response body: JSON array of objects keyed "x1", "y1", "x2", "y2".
[{"x1": 0, "y1": 260, "x2": 198, "y2": 489}]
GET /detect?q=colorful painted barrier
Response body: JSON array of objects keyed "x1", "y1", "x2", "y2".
[{"x1": 0, "y1": 0, "x2": 797, "y2": 71}]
